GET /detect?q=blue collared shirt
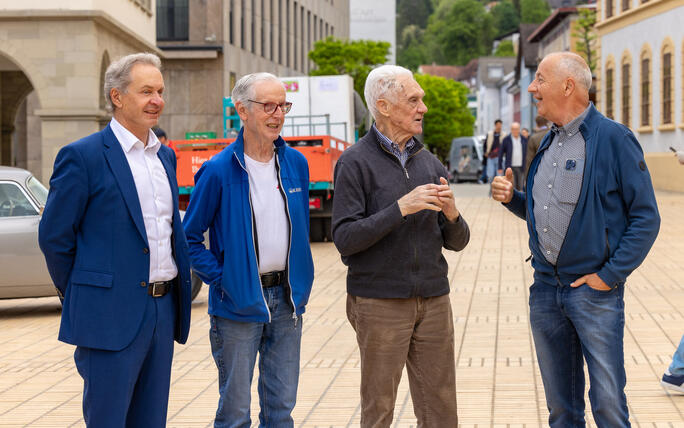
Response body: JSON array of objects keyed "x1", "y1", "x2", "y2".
[{"x1": 372, "y1": 124, "x2": 415, "y2": 167}]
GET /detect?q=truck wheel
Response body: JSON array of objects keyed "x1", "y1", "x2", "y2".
[
  {"x1": 323, "y1": 217, "x2": 333, "y2": 242},
  {"x1": 191, "y1": 271, "x2": 203, "y2": 301},
  {"x1": 310, "y1": 218, "x2": 324, "y2": 242}
]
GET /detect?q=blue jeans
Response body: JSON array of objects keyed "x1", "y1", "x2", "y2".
[
  {"x1": 668, "y1": 334, "x2": 684, "y2": 376},
  {"x1": 209, "y1": 285, "x2": 302, "y2": 428},
  {"x1": 486, "y1": 158, "x2": 499, "y2": 183},
  {"x1": 529, "y1": 280, "x2": 630, "y2": 428}
]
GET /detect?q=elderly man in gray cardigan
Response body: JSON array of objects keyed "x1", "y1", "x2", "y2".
[{"x1": 331, "y1": 65, "x2": 470, "y2": 428}]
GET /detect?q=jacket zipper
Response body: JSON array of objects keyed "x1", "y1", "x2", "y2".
[
  {"x1": 234, "y1": 152, "x2": 271, "y2": 322},
  {"x1": 274, "y1": 150, "x2": 298, "y2": 326},
  {"x1": 378, "y1": 143, "x2": 423, "y2": 294}
]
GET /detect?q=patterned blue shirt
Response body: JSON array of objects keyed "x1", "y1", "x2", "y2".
[
  {"x1": 532, "y1": 105, "x2": 591, "y2": 265},
  {"x1": 372, "y1": 124, "x2": 416, "y2": 168}
]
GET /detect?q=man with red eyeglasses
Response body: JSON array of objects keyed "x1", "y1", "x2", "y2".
[{"x1": 183, "y1": 72, "x2": 314, "y2": 427}]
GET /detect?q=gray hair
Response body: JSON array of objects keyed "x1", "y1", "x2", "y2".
[
  {"x1": 104, "y1": 53, "x2": 162, "y2": 112},
  {"x1": 231, "y1": 72, "x2": 281, "y2": 107},
  {"x1": 549, "y1": 52, "x2": 593, "y2": 90},
  {"x1": 364, "y1": 65, "x2": 414, "y2": 119}
]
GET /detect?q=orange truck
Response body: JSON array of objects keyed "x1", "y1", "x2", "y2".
[{"x1": 172, "y1": 134, "x2": 351, "y2": 242}]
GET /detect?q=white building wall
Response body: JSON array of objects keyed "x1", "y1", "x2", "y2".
[
  {"x1": 349, "y1": 0, "x2": 396, "y2": 64},
  {"x1": 600, "y1": 5, "x2": 684, "y2": 152}
]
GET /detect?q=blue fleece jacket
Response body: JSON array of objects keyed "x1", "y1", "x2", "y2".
[
  {"x1": 505, "y1": 104, "x2": 660, "y2": 288},
  {"x1": 182, "y1": 129, "x2": 314, "y2": 322}
]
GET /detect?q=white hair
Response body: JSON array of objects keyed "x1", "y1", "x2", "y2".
[
  {"x1": 104, "y1": 53, "x2": 161, "y2": 112},
  {"x1": 364, "y1": 65, "x2": 414, "y2": 119},
  {"x1": 550, "y1": 52, "x2": 593, "y2": 90},
  {"x1": 231, "y1": 72, "x2": 281, "y2": 107}
]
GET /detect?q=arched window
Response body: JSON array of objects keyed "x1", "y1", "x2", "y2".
[
  {"x1": 661, "y1": 38, "x2": 674, "y2": 126},
  {"x1": 640, "y1": 45, "x2": 652, "y2": 128},
  {"x1": 621, "y1": 51, "x2": 631, "y2": 128},
  {"x1": 605, "y1": 56, "x2": 615, "y2": 119},
  {"x1": 606, "y1": 0, "x2": 614, "y2": 18}
]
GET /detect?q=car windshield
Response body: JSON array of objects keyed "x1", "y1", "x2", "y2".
[{"x1": 27, "y1": 176, "x2": 48, "y2": 206}]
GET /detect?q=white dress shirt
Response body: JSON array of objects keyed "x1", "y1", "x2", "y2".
[{"x1": 110, "y1": 118, "x2": 177, "y2": 283}]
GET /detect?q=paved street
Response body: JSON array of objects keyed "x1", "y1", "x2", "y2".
[{"x1": 1, "y1": 184, "x2": 683, "y2": 427}]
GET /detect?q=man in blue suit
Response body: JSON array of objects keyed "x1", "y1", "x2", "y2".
[{"x1": 39, "y1": 53, "x2": 192, "y2": 428}]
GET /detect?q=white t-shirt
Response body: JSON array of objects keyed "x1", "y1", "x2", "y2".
[{"x1": 244, "y1": 153, "x2": 289, "y2": 274}]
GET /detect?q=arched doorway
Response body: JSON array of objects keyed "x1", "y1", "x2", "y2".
[{"x1": 0, "y1": 52, "x2": 41, "y2": 176}]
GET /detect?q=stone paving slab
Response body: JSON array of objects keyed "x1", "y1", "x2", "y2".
[{"x1": 0, "y1": 185, "x2": 683, "y2": 427}]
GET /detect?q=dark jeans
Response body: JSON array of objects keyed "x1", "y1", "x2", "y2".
[
  {"x1": 346, "y1": 294, "x2": 458, "y2": 428},
  {"x1": 529, "y1": 280, "x2": 630, "y2": 427}
]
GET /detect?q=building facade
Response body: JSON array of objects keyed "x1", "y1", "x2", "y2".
[
  {"x1": 596, "y1": 0, "x2": 684, "y2": 191},
  {"x1": 0, "y1": 0, "x2": 349, "y2": 181},
  {"x1": 157, "y1": 0, "x2": 349, "y2": 140},
  {"x1": 475, "y1": 57, "x2": 516, "y2": 135},
  {"x1": 0, "y1": 0, "x2": 159, "y2": 181},
  {"x1": 349, "y1": 0, "x2": 395, "y2": 64}
]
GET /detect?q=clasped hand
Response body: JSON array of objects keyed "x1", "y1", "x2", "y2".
[{"x1": 398, "y1": 177, "x2": 459, "y2": 221}]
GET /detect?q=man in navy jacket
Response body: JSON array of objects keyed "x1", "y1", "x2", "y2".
[
  {"x1": 492, "y1": 52, "x2": 659, "y2": 427},
  {"x1": 39, "y1": 53, "x2": 192, "y2": 427},
  {"x1": 497, "y1": 121, "x2": 527, "y2": 190},
  {"x1": 183, "y1": 73, "x2": 314, "y2": 427}
]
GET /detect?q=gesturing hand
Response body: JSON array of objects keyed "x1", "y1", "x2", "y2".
[
  {"x1": 491, "y1": 168, "x2": 514, "y2": 203},
  {"x1": 398, "y1": 183, "x2": 444, "y2": 217},
  {"x1": 436, "y1": 177, "x2": 460, "y2": 222}
]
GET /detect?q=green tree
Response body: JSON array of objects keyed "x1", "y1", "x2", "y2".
[
  {"x1": 494, "y1": 40, "x2": 515, "y2": 57},
  {"x1": 520, "y1": 0, "x2": 550, "y2": 23},
  {"x1": 396, "y1": 0, "x2": 434, "y2": 39},
  {"x1": 426, "y1": 0, "x2": 494, "y2": 65},
  {"x1": 572, "y1": 8, "x2": 597, "y2": 74},
  {"x1": 490, "y1": 0, "x2": 520, "y2": 38},
  {"x1": 308, "y1": 37, "x2": 391, "y2": 102},
  {"x1": 414, "y1": 73, "x2": 474, "y2": 161},
  {"x1": 397, "y1": 25, "x2": 430, "y2": 71}
]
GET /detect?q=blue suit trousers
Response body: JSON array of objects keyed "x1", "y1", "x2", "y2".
[{"x1": 74, "y1": 292, "x2": 176, "y2": 428}]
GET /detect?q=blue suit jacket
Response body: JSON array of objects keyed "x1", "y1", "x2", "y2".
[{"x1": 39, "y1": 125, "x2": 192, "y2": 351}]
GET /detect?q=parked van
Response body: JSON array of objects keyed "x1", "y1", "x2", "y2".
[{"x1": 448, "y1": 136, "x2": 484, "y2": 183}]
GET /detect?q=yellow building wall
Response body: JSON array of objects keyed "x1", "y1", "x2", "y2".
[{"x1": 645, "y1": 153, "x2": 684, "y2": 193}]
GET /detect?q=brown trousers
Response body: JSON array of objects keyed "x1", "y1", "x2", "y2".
[{"x1": 346, "y1": 294, "x2": 458, "y2": 428}]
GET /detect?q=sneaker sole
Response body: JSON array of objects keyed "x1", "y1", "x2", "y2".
[{"x1": 661, "y1": 380, "x2": 684, "y2": 393}]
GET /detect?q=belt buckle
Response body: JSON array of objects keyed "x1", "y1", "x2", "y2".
[{"x1": 150, "y1": 281, "x2": 164, "y2": 297}]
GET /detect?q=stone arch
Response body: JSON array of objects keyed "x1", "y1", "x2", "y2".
[{"x1": 0, "y1": 50, "x2": 41, "y2": 170}]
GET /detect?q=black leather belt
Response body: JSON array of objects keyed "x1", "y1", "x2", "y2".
[
  {"x1": 148, "y1": 279, "x2": 174, "y2": 297},
  {"x1": 260, "y1": 271, "x2": 285, "y2": 288}
]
